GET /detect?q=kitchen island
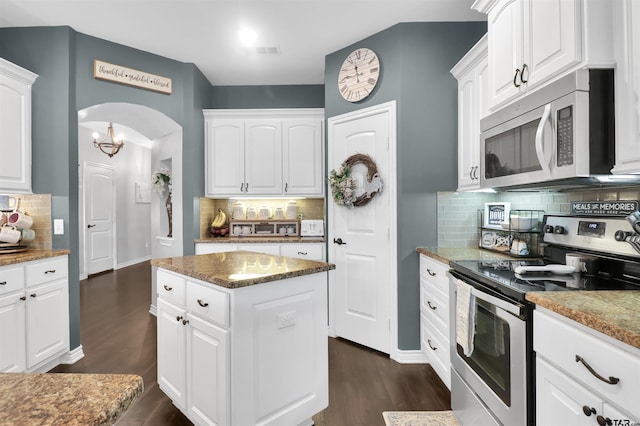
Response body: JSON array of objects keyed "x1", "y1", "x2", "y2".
[
  {"x1": 0, "y1": 372, "x2": 143, "y2": 425},
  {"x1": 151, "y1": 250, "x2": 335, "y2": 426}
]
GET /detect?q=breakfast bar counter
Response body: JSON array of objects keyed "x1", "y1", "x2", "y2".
[{"x1": 0, "y1": 372, "x2": 143, "y2": 425}]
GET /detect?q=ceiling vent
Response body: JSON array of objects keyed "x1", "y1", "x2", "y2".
[{"x1": 255, "y1": 46, "x2": 280, "y2": 55}]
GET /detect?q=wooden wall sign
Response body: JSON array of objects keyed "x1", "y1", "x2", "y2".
[{"x1": 93, "y1": 60, "x2": 172, "y2": 94}]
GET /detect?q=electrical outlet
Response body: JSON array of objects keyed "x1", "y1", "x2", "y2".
[{"x1": 277, "y1": 311, "x2": 296, "y2": 329}]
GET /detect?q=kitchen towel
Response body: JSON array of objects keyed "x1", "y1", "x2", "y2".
[{"x1": 455, "y1": 279, "x2": 475, "y2": 357}]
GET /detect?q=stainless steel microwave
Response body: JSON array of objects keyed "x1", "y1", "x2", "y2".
[{"x1": 479, "y1": 69, "x2": 615, "y2": 190}]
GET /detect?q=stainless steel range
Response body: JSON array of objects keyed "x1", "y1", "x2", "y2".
[{"x1": 448, "y1": 213, "x2": 640, "y2": 426}]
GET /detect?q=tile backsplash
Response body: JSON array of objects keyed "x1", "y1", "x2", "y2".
[
  {"x1": 199, "y1": 198, "x2": 325, "y2": 238},
  {"x1": 437, "y1": 188, "x2": 640, "y2": 248},
  {"x1": 2, "y1": 194, "x2": 52, "y2": 249}
]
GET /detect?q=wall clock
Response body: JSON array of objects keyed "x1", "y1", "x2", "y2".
[{"x1": 338, "y1": 48, "x2": 380, "y2": 102}]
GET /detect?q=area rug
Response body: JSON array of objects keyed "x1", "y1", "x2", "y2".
[{"x1": 382, "y1": 410, "x2": 460, "y2": 426}]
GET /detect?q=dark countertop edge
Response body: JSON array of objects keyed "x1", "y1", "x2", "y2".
[
  {"x1": 195, "y1": 237, "x2": 326, "y2": 244},
  {"x1": 526, "y1": 291, "x2": 640, "y2": 351},
  {"x1": 0, "y1": 249, "x2": 71, "y2": 266}
]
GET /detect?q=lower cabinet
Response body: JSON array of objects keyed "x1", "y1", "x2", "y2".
[
  {"x1": 419, "y1": 254, "x2": 451, "y2": 389},
  {"x1": 195, "y1": 241, "x2": 325, "y2": 261},
  {"x1": 156, "y1": 266, "x2": 328, "y2": 425},
  {"x1": 0, "y1": 255, "x2": 70, "y2": 373},
  {"x1": 534, "y1": 308, "x2": 640, "y2": 425}
]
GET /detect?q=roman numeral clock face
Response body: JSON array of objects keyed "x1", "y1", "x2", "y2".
[{"x1": 338, "y1": 48, "x2": 380, "y2": 102}]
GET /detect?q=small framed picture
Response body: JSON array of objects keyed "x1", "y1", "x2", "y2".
[{"x1": 484, "y1": 202, "x2": 510, "y2": 228}]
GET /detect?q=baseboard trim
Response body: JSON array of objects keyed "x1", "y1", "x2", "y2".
[
  {"x1": 61, "y1": 345, "x2": 85, "y2": 364},
  {"x1": 149, "y1": 304, "x2": 157, "y2": 317},
  {"x1": 391, "y1": 349, "x2": 428, "y2": 364}
]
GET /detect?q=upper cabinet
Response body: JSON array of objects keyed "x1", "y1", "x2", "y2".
[
  {"x1": 204, "y1": 109, "x2": 324, "y2": 198},
  {"x1": 473, "y1": 0, "x2": 613, "y2": 112},
  {"x1": 0, "y1": 58, "x2": 38, "y2": 194},
  {"x1": 611, "y1": 0, "x2": 640, "y2": 174},
  {"x1": 451, "y1": 34, "x2": 488, "y2": 192}
]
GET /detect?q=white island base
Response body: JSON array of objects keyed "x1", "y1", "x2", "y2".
[{"x1": 155, "y1": 254, "x2": 330, "y2": 426}]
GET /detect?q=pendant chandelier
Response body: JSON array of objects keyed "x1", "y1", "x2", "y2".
[{"x1": 93, "y1": 122, "x2": 124, "y2": 157}]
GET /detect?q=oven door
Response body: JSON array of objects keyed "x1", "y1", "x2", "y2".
[{"x1": 450, "y1": 273, "x2": 530, "y2": 426}]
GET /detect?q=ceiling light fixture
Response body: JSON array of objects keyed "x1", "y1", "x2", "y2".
[
  {"x1": 92, "y1": 122, "x2": 124, "y2": 157},
  {"x1": 239, "y1": 27, "x2": 258, "y2": 47}
]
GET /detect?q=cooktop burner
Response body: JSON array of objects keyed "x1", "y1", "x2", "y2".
[{"x1": 451, "y1": 258, "x2": 640, "y2": 302}]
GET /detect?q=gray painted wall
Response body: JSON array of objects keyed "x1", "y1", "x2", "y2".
[
  {"x1": 211, "y1": 85, "x2": 324, "y2": 108},
  {"x1": 0, "y1": 26, "x2": 325, "y2": 351},
  {"x1": 324, "y1": 22, "x2": 486, "y2": 350}
]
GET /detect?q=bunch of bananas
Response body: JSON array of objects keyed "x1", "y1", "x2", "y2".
[{"x1": 209, "y1": 208, "x2": 229, "y2": 237}]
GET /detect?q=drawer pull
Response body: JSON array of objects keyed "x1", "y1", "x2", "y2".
[
  {"x1": 575, "y1": 355, "x2": 620, "y2": 385},
  {"x1": 428, "y1": 339, "x2": 437, "y2": 351},
  {"x1": 427, "y1": 300, "x2": 437, "y2": 310},
  {"x1": 197, "y1": 299, "x2": 209, "y2": 308},
  {"x1": 182, "y1": 319, "x2": 189, "y2": 325},
  {"x1": 0, "y1": 281, "x2": 6, "y2": 285},
  {"x1": 44, "y1": 269, "x2": 56, "y2": 274},
  {"x1": 582, "y1": 405, "x2": 596, "y2": 417},
  {"x1": 20, "y1": 296, "x2": 26, "y2": 301},
  {"x1": 426, "y1": 268, "x2": 436, "y2": 276},
  {"x1": 297, "y1": 251, "x2": 308, "y2": 256},
  {"x1": 30, "y1": 293, "x2": 37, "y2": 298},
  {"x1": 176, "y1": 315, "x2": 183, "y2": 322},
  {"x1": 163, "y1": 285, "x2": 173, "y2": 292},
  {"x1": 596, "y1": 415, "x2": 612, "y2": 426}
]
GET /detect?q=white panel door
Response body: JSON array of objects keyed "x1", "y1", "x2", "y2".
[
  {"x1": 157, "y1": 298, "x2": 187, "y2": 409},
  {"x1": 0, "y1": 292, "x2": 26, "y2": 372},
  {"x1": 84, "y1": 162, "x2": 115, "y2": 275},
  {"x1": 329, "y1": 106, "x2": 392, "y2": 354},
  {"x1": 244, "y1": 119, "x2": 282, "y2": 195}
]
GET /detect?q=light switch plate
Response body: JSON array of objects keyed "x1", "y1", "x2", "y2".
[{"x1": 54, "y1": 219, "x2": 64, "y2": 235}]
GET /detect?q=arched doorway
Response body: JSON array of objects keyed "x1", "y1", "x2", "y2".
[{"x1": 77, "y1": 102, "x2": 183, "y2": 282}]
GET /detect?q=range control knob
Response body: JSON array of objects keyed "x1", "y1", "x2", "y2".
[
  {"x1": 554, "y1": 225, "x2": 566, "y2": 235},
  {"x1": 544, "y1": 225, "x2": 555, "y2": 234},
  {"x1": 615, "y1": 230, "x2": 631, "y2": 241}
]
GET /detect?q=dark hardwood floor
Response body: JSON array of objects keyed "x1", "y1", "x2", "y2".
[{"x1": 51, "y1": 261, "x2": 450, "y2": 425}]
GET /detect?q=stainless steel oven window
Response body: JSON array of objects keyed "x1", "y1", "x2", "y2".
[{"x1": 457, "y1": 296, "x2": 512, "y2": 406}]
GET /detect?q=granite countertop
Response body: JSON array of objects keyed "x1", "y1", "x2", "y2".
[
  {"x1": 0, "y1": 249, "x2": 71, "y2": 267},
  {"x1": 0, "y1": 373, "x2": 143, "y2": 425},
  {"x1": 195, "y1": 236, "x2": 325, "y2": 244},
  {"x1": 526, "y1": 291, "x2": 640, "y2": 350},
  {"x1": 416, "y1": 246, "x2": 513, "y2": 264},
  {"x1": 151, "y1": 250, "x2": 335, "y2": 289}
]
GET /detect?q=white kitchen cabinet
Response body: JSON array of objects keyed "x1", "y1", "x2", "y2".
[
  {"x1": 195, "y1": 241, "x2": 325, "y2": 260},
  {"x1": 0, "y1": 255, "x2": 70, "y2": 373},
  {"x1": 534, "y1": 308, "x2": 640, "y2": 424},
  {"x1": 156, "y1": 265, "x2": 328, "y2": 425},
  {"x1": 611, "y1": 1, "x2": 640, "y2": 174},
  {"x1": 451, "y1": 34, "x2": 488, "y2": 191},
  {"x1": 0, "y1": 57, "x2": 38, "y2": 194},
  {"x1": 473, "y1": 0, "x2": 613, "y2": 111},
  {"x1": 283, "y1": 119, "x2": 324, "y2": 195},
  {"x1": 419, "y1": 254, "x2": 451, "y2": 389},
  {"x1": 203, "y1": 109, "x2": 324, "y2": 198}
]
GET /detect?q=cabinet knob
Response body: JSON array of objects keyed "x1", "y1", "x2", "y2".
[
  {"x1": 0, "y1": 281, "x2": 6, "y2": 286},
  {"x1": 176, "y1": 315, "x2": 183, "y2": 322},
  {"x1": 197, "y1": 299, "x2": 209, "y2": 308},
  {"x1": 20, "y1": 296, "x2": 26, "y2": 301},
  {"x1": 582, "y1": 405, "x2": 596, "y2": 417},
  {"x1": 30, "y1": 293, "x2": 37, "y2": 298},
  {"x1": 182, "y1": 319, "x2": 189, "y2": 325},
  {"x1": 163, "y1": 285, "x2": 173, "y2": 292},
  {"x1": 596, "y1": 415, "x2": 612, "y2": 426}
]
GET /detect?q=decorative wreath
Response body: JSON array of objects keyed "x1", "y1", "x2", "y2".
[{"x1": 329, "y1": 153, "x2": 383, "y2": 208}]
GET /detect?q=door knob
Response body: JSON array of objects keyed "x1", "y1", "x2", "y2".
[
  {"x1": 333, "y1": 238, "x2": 347, "y2": 245},
  {"x1": 87, "y1": 224, "x2": 96, "y2": 228}
]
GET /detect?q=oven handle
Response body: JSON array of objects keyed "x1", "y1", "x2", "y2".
[
  {"x1": 535, "y1": 103, "x2": 553, "y2": 178},
  {"x1": 449, "y1": 270, "x2": 525, "y2": 318}
]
